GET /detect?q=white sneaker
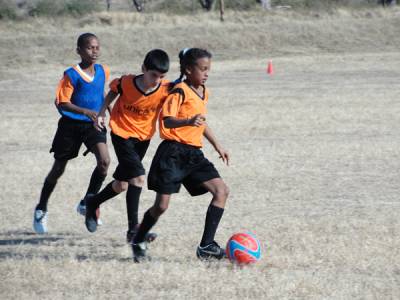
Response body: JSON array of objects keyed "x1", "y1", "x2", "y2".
[{"x1": 33, "y1": 209, "x2": 48, "y2": 234}]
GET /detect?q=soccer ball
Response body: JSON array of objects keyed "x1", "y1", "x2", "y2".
[{"x1": 226, "y1": 232, "x2": 261, "y2": 264}]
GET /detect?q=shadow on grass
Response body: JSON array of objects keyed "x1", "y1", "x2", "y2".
[
  {"x1": 0, "y1": 230, "x2": 137, "y2": 263},
  {"x1": 0, "y1": 236, "x2": 64, "y2": 246}
]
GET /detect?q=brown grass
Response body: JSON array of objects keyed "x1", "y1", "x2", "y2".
[
  {"x1": 1, "y1": 8, "x2": 400, "y2": 300},
  {"x1": 0, "y1": 7, "x2": 399, "y2": 71}
]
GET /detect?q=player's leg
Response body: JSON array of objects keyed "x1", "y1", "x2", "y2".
[
  {"x1": 124, "y1": 139, "x2": 158, "y2": 243},
  {"x1": 180, "y1": 148, "x2": 228, "y2": 259},
  {"x1": 84, "y1": 179, "x2": 126, "y2": 232},
  {"x1": 201, "y1": 177, "x2": 229, "y2": 242},
  {"x1": 197, "y1": 177, "x2": 229, "y2": 260},
  {"x1": 83, "y1": 142, "x2": 110, "y2": 199},
  {"x1": 77, "y1": 125, "x2": 109, "y2": 219},
  {"x1": 132, "y1": 193, "x2": 171, "y2": 262},
  {"x1": 84, "y1": 134, "x2": 145, "y2": 233},
  {"x1": 33, "y1": 159, "x2": 68, "y2": 234},
  {"x1": 36, "y1": 159, "x2": 68, "y2": 212},
  {"x1": 34, "y1": 117, "x2": 80, "y2": 234},
  {"x1": 126, "y1": 176, "x2": 144, "y2": 234},
  {"x1": 131, "y1": 140, "x2": 182, "y2": 261},
  {"x1": 77, "y1": 142, "x2": 110, "y2": 226}
]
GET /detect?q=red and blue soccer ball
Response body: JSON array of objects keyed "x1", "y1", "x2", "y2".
[{"x1": 226, "y1": 232, "x2": 261, "y2": 264}]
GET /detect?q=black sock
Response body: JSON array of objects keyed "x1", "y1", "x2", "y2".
[
  {"x1": 200, "y1": 205, "x2": 224, "y2": 247},
  {"x1": 36, "y1": 179, "x2": 57, "y2": 211},
  {"x1": 133, "y1": 210, "x2": 157, "y2": 244},
  {"x1": 90, "y1": 181, "x2": 119, "y2": 207},
  {"x1": 126, "y1": 185, "x2": 142, "y2": 231},
  {"x1": 85, "y1": 168, "x2": 106, "y2": 197}
]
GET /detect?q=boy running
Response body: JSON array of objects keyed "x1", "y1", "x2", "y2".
[
  {"x1": 84, "y1": 49, "x2": 170, "y2": 244},
  {"x1": 33, "y1": 33, "x2": 110, "y2": 234}
]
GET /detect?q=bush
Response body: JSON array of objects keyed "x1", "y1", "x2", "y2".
[
  {"x1": 140, "y1": 0, "x2": 381, "y2": 13},
  {"x1": 63, "y1": 0, "x2": 101, "y2": 16},
  {"x1": 31, "y1": 0, "x2": 101, "y2": 17},
  {"x1": 147, "y1": 0, "x2": 197, "y2": 14},
  {"x1": 0, "y1": 0, "x2": 389, "y2": 20},
  {"x1": 0, "y1": 0, "x2": 101, "y2": 18},
  {"x1": 0, "y1": 0, "x2": 17, "y2": 19},
  {"x1": 29, "y1": 0, "x2": 63, "y2": 16},
  {"x1": 272, "y1": 0, "x2": 377, "y2": 8}
]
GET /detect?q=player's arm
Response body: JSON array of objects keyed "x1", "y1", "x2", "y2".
[
  {"x1": 163, "y1": 114, "x2": 206, "y2": 128},
  {"x1": 95, "y1": 90, "x2": 118, "y2": 131},
  {"x1": 94, "y1": 76, "x2": 122, "y2": 130},
  {"x1": 58, "y1": 102, "x2": 98, "y2": 121},
  {"x1": 204, "y1": 125, "x2": 229, "y2": 166},
  {"x1": 55, "y1": 75, "x2": 98, "y2": 121},
  {"x1": 162, "y1": 91, "x2": 206, "y2": 128},
  {"x1": 103, "y1": 65, "x2": 113, "y2": 114}
]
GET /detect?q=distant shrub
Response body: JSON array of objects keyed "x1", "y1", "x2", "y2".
[
  {"x1": 63, "y1": 0, "x2": 101, "y2": 16},
  {"x1": 224, "y1": 0, "x2": 260, "y2": 10},
  {"x1": 29, "y1": 0, "x2": 63, "y2": 16},
  {"x1": 29, "y1": 0, "x2": 101, "y2": 17},
  {"x1": 0, "y1": 0, "x2": 389, "y2": 20},
  {"x1": 0, "y1": 0, "x2": 17, "y2": 19},
  {"x1": 147, "y1": 0, "x2": 196, "y2": 14},
  {"x1": 0, "y1": 0, "x2": 101, "y2": 19},
  {"x1": 272, "y1": 0, "x2": 377, "y2": 8},
  {"x1": 142, "y1": 0, "x2": 381, "y2": 13}
]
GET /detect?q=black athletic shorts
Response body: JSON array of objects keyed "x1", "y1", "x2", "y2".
[
  {"x1": 111, "y1": 132, "x2": 150, "y2": 181},
  {"x1": 148, "y1": 140, "x2": 220, "y2": 196},
  {"x1": 50, "y1": 116, "x2": 107, "y2": 161}
]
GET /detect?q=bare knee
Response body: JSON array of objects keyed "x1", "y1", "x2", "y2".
[
  {"x1": 97, "y1": 156, "x2": 110, "y2": 175},
  {"x1": 212, "y1": 184, "x2": 229, "y2": 207},
  {"x1": 215, "y1": 184, "x2": 229, "y2": 200},
  {"x1": 128, "y1": 175, "x2": 145, "y2": 188},
  {"x1": 112, "y1": 180, "x2": 128, "y2": 193}
]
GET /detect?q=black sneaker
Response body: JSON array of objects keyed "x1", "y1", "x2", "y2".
[
  {"x1": 85, "y1": 196, "x2": 98, "y2": 233},
  {"x1": 131, "y1": 242, "x2": 151, "y2": 263},
  {"x1": 126, "y1": 225, "x2": 158, "y2": 244},
  {"x1": 196, "y1": 241, "x2": 226, "y2": 260}
]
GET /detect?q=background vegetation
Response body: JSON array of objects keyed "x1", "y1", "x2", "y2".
[{"x1": 0, "y1": 0, "x2": 391, "y2": 19}]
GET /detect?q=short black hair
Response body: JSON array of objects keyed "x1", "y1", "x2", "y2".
[
  {"x1": 77, "y1": 32, "x2": 98, "y2": 48},
  {"x1": 178, "y1": 48, "x2": 212, "y2": 81},
  {"x1": 143, "y1": 49, "x2": 170, "y2": 73}
]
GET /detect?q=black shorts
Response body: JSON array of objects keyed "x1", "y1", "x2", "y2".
[
  {"x1": 111, "y1": 132, "x2": 150, "y2": 181},
  {"x1": 50, "y1": 116, "x2": 107, "y2": 161},
  {"x1": 148, "y1": 140, "x2": 220, "y2": 196}
]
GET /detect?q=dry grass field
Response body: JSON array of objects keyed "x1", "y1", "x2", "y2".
[{"x1": 1, "y1": 6, "x2": 400, "y2": 300}]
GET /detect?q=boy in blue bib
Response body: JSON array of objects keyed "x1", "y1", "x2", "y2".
[{"x1": 33, "y1": 33, "x2": 111, "y2": 234}]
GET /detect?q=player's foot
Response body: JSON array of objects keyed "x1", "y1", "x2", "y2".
[
  {"x1": 85, "y1": 196, "x2": 98, "y2": 233},
  {"x1": 126, "y1": 225, "x2": 158, "y2": 244},
  {"x1": 77, "y1": 195, "x2": 103, "y2": 226},
  {"x1": 196, "y1": 241, "x2": 226, "y2": 260},
  {"x1": 131, "y1": 241, "x2": 151, "y2": 263},
  {"x1": 33, "y1": 209, "x2": 48, "y2": 234},
  {"x1": 76, "y1": 199, "x2": 87, "y2": 216}
]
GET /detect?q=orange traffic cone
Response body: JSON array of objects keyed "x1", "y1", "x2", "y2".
[{"x1": 267, "y1": 60, "x2": 274, "y2": 75}]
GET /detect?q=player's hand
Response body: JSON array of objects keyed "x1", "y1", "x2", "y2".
[
  {"x1": 83, "y1": 109, "x2": 97, "y2": 122},
  {"x1": 94, "y1": 114, "x2": 106, "y2": 131},
  {"x1": 188, "y1": 114, "x2": 206, "y2": 127},
  {"x1": 216, "y1": 147, "x2": 230, "y2": 166}
]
